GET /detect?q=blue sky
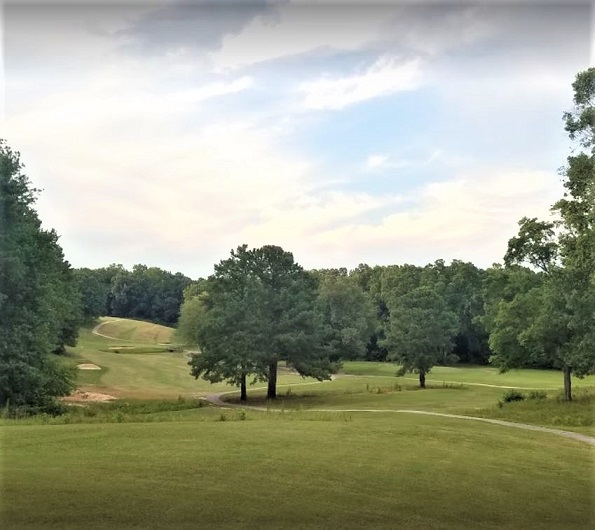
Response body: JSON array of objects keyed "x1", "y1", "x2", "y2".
[{"x1": 3, "y1": 1, "x2": 593, "y2": 278}]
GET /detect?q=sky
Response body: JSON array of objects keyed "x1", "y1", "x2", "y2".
[{"x1": 3, "y1": 1, "x2": 593, "y2": 279}]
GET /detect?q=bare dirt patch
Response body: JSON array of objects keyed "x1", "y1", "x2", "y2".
[
  {"x1": 63, "y1": 390, "x2": 116, "y2": 403},
  {"x1": 77, "y1": 363, "x2": 101, "y2": 370}
]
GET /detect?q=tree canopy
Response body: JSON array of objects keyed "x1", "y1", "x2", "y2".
[
  {"x1": 187, "y1": 245, "x2": 338, "y2": 400},
  {"x1": 0, "y1": 141, "x2": 79, "y2": 411},
  {"x1": 382, "y1": 286, "x2": 459, "y2": 388},
  {"x1": 490, "y1": 68, "x2": 595, "y2": 400}
]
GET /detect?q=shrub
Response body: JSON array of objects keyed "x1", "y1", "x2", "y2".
[{"x1": 501, "y1": 390, "x2": 525, "y2": 403}]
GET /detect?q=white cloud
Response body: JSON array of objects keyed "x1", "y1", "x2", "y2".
[
  {"x1": 300, "y1": 56, "x2": 423, "y2": 110},
  {"x1": 366, "y1": 155, "x2": 388, "y2": 169},
  {"x1": 307, "y1": 170, "x2": 563, "y2": 269},
  {"x1": 365, "y1": 150, "x2": 467, "y2": 172}
]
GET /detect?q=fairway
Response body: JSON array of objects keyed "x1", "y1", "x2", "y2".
[
  {"x1": 67, "y1": 326, "x2": 319, "y2": 399},
  {"x1": 93, "y1": 317, "x2": 175, "y2": 343},
  {"x1": 3, "y1": 413, "x2": 593, "y2": 530},
  {"x1": 3, "y1": 318, "x2": 595, "y2": 529}
]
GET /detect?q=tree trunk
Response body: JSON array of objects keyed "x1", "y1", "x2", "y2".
[
  {"x1": 563, "y1": 366, "x2": 572, "y2": 402},
  {"x1": 419, "y1": 370, "x2": 426, "y2": 389},
  {"x1": 240, "y1": 373, "x2": 247, "y2": 402},
  {"x1": 267, "y1": 360, "x2": 278, "y2": 399}
]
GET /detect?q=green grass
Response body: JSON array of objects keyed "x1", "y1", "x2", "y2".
[
  {"x1": 94, "y1": 316, "x2": 175, "y2": 343},
  {"x1": 342, "y1": 361, "x2": 595, "y2": 389},
  {"x1": 2, "y1": 414, "x2": 593, "y2": 529},
  {"x1": 473, "y1": 388, "x2": 595, "y2": 435},
  {"x1": 67, "y1": 327, "x2": 318, "y2": 399},
  {"x1": 4, "y1": 318, "x2": 595, "y2": 528}
]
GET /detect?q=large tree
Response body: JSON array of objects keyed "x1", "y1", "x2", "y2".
[
  {"x1": 0, "y1": 142, "x2": 79, "y2": 410},
  {"x1": 315, "y1": 273, "x2": 376, "y2": 361},
  {"x1": 188, "y1": 245, "x2": 337, "y2": 400},
  {"x1": 495, "y1": 68, "x2": 595, "y2": 400},
  {"x1": 382, "y1": 286, "x2": 459, "y2": 388}
]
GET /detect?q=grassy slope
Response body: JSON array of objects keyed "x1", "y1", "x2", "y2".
[
  {"x1": 3, "y1": 413, "x2": 593, "y2": 530},
  {"x1": 65, "y1": 326, "x2": 318, "y2": 399},
  {"x1": 94, "y1": 317, "x2": 175, "y2": 343}
]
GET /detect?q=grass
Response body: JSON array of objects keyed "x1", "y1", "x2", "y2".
[
  {"x1": 473, "y1": 388, "x2": 595, "y2": 435},
  {"x1": 342, "y1": 361, "x2": 595, "y2": 389},
  {"x1": 2, "y1": 413, "x2": 593, "y2": 529},
  {"x1": 93, "y1": 316, "x2": 175, "y2": 343},
  {"x1": 3, "y1": 318, "x2": 594, "y2": 529},
  {"x1": 66, "y1": 327, "x2": 318, "y2": 399}
]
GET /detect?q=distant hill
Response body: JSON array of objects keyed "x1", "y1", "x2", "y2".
[{"x1": 93, "y1": 317, "x2": 174, "y2": 344}]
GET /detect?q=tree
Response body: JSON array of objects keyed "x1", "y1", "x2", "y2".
[
  {"x1": 189, "y1": 277, "x2": 268, "y2": 401},
  {"x1": 350, "y1": 264, "x2": 388, "y2": 361},
  {"x1": 73, "y1": 267, "x2": 109, "y2": 323},
  {"x1": 315, "y1": 274, "x2": 376, "y2": 361},
  {"x1": 0, "y1": 141, "x2": 78, "y2": 410},
  {"x1": 188, "y1": 245, "x2": 337, "y2": 400},
  {"x1": 496, "y1": 68, "x2": 595, "y2": 400},
  {"x1": 382, "y1": 286, "x2": 459, "y2": 388}
]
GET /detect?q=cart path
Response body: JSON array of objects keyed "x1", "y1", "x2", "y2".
[
  {"x1": 91, "y1": 320, "x2": 130, "y2": 341},
  {"x1": 205, "y1": 388, "x2": 595, "y2": 446}
]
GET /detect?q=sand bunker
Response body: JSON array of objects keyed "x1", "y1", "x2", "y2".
[
  {"x1": 63, "y1": 390, "x2": 116, "y2": 403},
  {"x1": 77, "y1": 363, "x2": 101, "y2": 370}
]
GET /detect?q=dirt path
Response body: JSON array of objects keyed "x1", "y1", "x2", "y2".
[
  {"x1": 205, "y1": 387, "x2": 595, "y2": 446},
  {"x1": 92, "y1": 320, "x2": 129, "y2": 341}
]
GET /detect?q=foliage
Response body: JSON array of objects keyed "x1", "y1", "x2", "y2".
[
  {"x1": 73, "y1": 264, "x2": 192, "y2": 326},
  {"x1": 491, "y1": 68, "x2": 595, "y2": 400},
  {"x1": 382, "y1": 286, "x2": 459, "y2": 387},
  {"x1": 188, "y1": 245, "x2": 338, "y2": 400},
  {"x1": 501, "y1": 390, "x2": 525, "y2": 403},
  {"x1": 0, "y1": 141, "x2": 79, "y2": 410},
  {"x1": 315, "y1": 273, "x2": 376, "y2": 361}
]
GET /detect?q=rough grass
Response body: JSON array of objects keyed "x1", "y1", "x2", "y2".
[{"x1": 473, "y1": 388, "x2": 595, "y2": 435}]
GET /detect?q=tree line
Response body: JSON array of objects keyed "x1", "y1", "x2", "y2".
[
  {"x1": 74, "y1": 264, "x2": 192, "y2": 327},
  {"x1": 1, "y1": 68, "x2": 593, "y2": 412}
]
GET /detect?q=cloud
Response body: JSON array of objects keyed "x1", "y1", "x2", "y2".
[
  {"x1": 307, "y1": 169, "x2": 564, "y2": 269},
  {"x1": 366, "y1": 155, "x2": 388, "y2": 170},
  {"x1": 210, "y1": 5, "x2": 390, "y2": 71},
  {"x1": 299, "y1": 56, "x2": 423, "y2": 110},
  {"x1": 118, "y1": 1, "x2": 274, "y2": 56},
  {"x1": 365, "y1": 150, "x2": 446, "y2": 171}
]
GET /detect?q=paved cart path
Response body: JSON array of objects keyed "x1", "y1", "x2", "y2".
[{"x1": 205, "y1": 385, "x2": 595, "y2": 446}]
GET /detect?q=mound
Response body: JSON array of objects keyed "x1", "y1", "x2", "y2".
[
  {"x1": 63, "y1": 390, "x2": 116, "y2": 402},
  {"x1": 93, "y1": 317, "x2": 174, "y2": 343}
]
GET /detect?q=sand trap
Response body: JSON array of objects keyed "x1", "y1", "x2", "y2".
[
  {"x1": 63, "y1": 390, "x2": 116, "y2": 403},
  {"x1": 77, "y1": 363, "x2": 101, "y2": 370}
]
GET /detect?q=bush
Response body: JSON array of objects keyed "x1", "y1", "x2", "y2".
[{"x1": 501, "y1": 390, "x2": 525, "y2": 403}]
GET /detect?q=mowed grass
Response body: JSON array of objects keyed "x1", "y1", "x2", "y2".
[
  {"x1": 4, "y1": 318, "x2": 595, "y2": 529},
  {"x1": 342, "y1": 361, "x2": 595, "y2": 389},
  {"x1": 65, "y1": 326, "x2": 319, "y2": 399},
  {"x1": 94, "y1": 316, "x2": 175, "y2": 343},
  {"x1": 66, "y1": 324, "x2": 595, "y2": 433},
  {"x1": 2, "y1": 413, "x2": 593, "y2": 530}
]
